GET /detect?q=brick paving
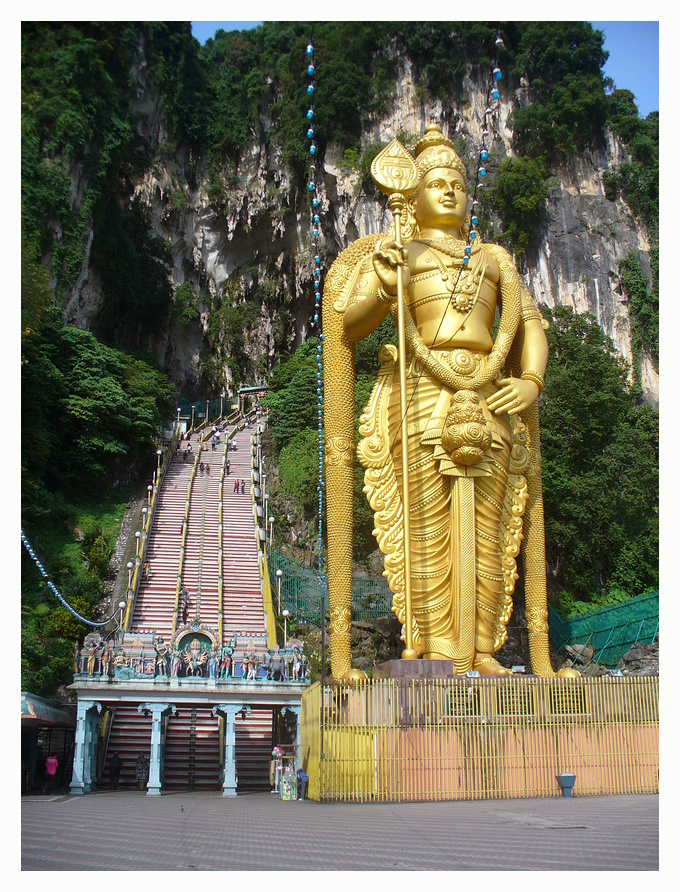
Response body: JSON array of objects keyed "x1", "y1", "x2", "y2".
[{"x1": 21, "y1": 790, "x2": 659, "y2": 871}]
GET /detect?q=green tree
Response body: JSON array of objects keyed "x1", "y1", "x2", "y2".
[
  {"x1": 172, "y1": 282, "x2": 200, "y2": 325},
  {"x1": 486, "y1": 157, "x2": 548, "y2": 256},
  {"x1": 509, "y1": 22, "x2": 609, "y2": 161},
  {"x1": 539, "y1": 306, "x2": 658, "y2": 600},
  {"x1": 618, "y1": 251, "x2": 658, "y2": 371},
  {"x1": 278, "y1": 428, "x2": 321, "y2": 514}
]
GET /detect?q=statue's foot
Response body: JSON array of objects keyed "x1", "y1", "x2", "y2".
[{"x1": 473, "y1": 656, "x2": 513, "y2": 676}]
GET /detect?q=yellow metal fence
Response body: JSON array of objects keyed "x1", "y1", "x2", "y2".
[{"x1": 300, "y1": 676, "x2": 658, "y2": 802}]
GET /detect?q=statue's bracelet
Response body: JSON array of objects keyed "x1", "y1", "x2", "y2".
[
  {"x1": 376, "y1": 286, "x2": 396, "y2": 304},
  {"x1": 520, "y1": 370, "x2": 545, "y2": 393}
]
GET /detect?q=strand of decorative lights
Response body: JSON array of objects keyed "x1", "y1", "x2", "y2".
[
  {"x1": 464, "y1": 29, "x2": 505, "y2": 266},
  {"x1": 21, "y1": 529, "x2": 112, "y2": 628},
  {"x1": 305, "y1": 37, "x2": 326, "y2": 603}
]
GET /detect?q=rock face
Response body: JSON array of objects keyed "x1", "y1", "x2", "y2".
[{"x1": 60, "y1": 53, "x2": 657, "y2": 405}]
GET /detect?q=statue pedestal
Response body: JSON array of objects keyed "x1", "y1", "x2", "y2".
[{"x1": 373, "y1": 659, "x2": 454, "y2": 680}]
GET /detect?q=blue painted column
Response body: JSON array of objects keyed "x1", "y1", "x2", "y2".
[
  {"x1": 139, "y1": 702, "x2": 176, "y2": 796},
  {"x1": 69, "y1": 700, "x2": 101, "y2": 795},
  {"x1": 213, "y1": 704, "x2": 249, "y2": 796}
]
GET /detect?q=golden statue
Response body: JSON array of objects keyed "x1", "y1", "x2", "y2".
[{"x1": 323, "y1": 124, "x2": 573, "y2": 680}]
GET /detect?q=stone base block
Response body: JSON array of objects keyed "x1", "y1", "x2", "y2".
[{"x1": 372, "y1": 659, "x2": 454, "y2": 680}]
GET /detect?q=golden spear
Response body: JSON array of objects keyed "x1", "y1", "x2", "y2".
[{"x1": 370, "y1": 140, "x2": 420, "y2": 660}]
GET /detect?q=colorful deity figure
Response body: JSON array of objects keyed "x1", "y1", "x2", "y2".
[
  {"x1": 323, "y1": 123, "x2": 578, "y2": 681},
  {"x1": 247, "y1": 652, "x2": 258, "y2": 680},
  {"x1": 171, "y1": 647, "x2": 181, "y2": 677},
  {"x1": 208, "y1": 647, "x2": 218, "y2": 678},
  {"x1": 220, "y1": 646, "x2": 233, "y2": 678},
  {"x1": 183, "y1": 638, "x2": 208, "y2": 676},
  {"x1": 86, "y1": 643, "x2": 97, "y2": 676},
  {"x1": 292, "y1": 649, "x2": 302, "y2": 681},
  {"x1": 101, "y1": 641, "x2": 113, "y2": 677},
  {"x1": 155, "y1": 636, "x2": 169, "y2": 676}
]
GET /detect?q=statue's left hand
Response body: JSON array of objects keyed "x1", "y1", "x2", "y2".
[{"x1": 487, "y1": 377, "x2": 539, "y2": 416}]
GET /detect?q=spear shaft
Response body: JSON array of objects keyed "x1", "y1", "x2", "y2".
[{"x1": 389, "y1": 194, "x2": 417, "y2": 660}]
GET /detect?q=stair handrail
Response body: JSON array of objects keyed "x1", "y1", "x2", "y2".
[{"x1": 218, "y1": 439, "x2": 228, "y2": 642}]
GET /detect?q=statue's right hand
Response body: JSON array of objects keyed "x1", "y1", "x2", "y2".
[{"x1": 372, "y1": 239, "x2": 410, "y2": 296}]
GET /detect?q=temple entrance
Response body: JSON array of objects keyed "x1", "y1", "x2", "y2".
[{"x1": 164, "y1": 707, "x2": 221, "y2": 790}]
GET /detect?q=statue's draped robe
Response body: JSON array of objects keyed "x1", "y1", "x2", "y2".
[{"x1": 352, "y1": 241, "x2": 531, "y2": 671}]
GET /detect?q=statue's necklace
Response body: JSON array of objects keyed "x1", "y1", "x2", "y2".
[{"x1": 418, "y1": 237, "x2": 485, "y2": 313}]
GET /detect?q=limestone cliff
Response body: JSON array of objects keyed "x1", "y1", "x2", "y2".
[{"x1": 60, "y1": 52, "x2": 658, "y2": 406}]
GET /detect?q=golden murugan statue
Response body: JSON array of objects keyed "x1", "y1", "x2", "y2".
[{"x1": 323, "y1": 123, "x2": 573, "y2": 681}]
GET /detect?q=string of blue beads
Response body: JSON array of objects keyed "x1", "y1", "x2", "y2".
[
  {"x1": 21, "y1": 529, "x2": 110, "y2": 628},
  {"x1": 305, "y1": 40, "x2": 326, "y2": 588},
  {"x1": 464, "y1": 31, "x2": 504, "y2": 267}
]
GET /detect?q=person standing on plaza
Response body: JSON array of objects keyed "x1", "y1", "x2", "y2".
[
  {"x1": 135, "y1": 753, "x2": 149, "y2": 791},
  {"x1": 297, "y1": 768, "x2": 309, "y2": 800},
  {"x1": 43, "y1": 753, "x2": 58, "y2": 794},
  {"x1": 108, "y1": 752, "x2": 123, "y2": 790}
]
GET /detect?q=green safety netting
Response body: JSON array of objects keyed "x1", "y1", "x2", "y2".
[
  {"x1": 548, "y1": 591, "x2": 659, "y2": 667},
  {"x1": 268, "y1": 548, "x2": 658, "y2": 666},
  {"x1": 267, "y1": 548, "x2": 392, "y2": 625}
]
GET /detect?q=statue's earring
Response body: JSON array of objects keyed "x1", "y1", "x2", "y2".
[
  {"x1": 402, "y1": 197, "x2": 418, "y2": 242},
  {"x1": 461, "y1": 202, "x2": 471, "y2": 240}
]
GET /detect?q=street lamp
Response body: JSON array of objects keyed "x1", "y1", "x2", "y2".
[
  {"x1": 127, "y1": 561, "x2": 134, "y2": 590},
  {"x1": 135, "y1": 530, "x2": 141, "y2": 557},
  {"x1": 206, "y1": 399, "x2": 209, "y2": 424},
  {"x1": 282, "y1": 609, "x2": 290, "y2": 647},
  {"x1": 276, "y1": 569, "x2": 283, "y2": 613},
  {"x1": 191, "y1": 405, "x2": 195, "y2": 430},
  {"x1": 264, "y1": 494, "x2": 269, "y2": 530},
  {"x1": 118, "y1": 600, "x2": 126, "y2": 634},
  {"x1": 156, "y1": 449, "x2": 162, "y2": 475},
  {"x1": 176, "y1": 407, "x2": 181, "y2": 430},
  {"x1": 141, "y1": 506, "x2": 148, "y2": 532},
  {"x1": 269, "y1": 516, "x2": 274, "y2": 547},
  {"x1": 147, "y1": 484, "x2": 153, "y2": 507}
]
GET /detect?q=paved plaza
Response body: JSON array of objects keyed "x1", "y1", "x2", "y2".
[{"x1": 20, "y1": 789, "x2": 659, "y2": 872}]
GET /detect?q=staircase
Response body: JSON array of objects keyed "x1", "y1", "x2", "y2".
[
  {"x1": 131, "y1": 439, "x2": 196, "y2": 637},
  {"x1": 222, "y1": 433, "x2": 267, "y2": 638},
  {"x1": 235, "y1": 708, "x2": 274, "y2": 791},
  {"x1": 164, "y1": 707, "x2": 221, "y2": 790},
  {"x1": 101, "y1": 705, "x2": 152, "y2": 789},
  {"x1": 102, "y1": 421, "x2": 273, "y2": 792},
  {"x1": 182, "y1": 440, "x2": 224, "y2": 633}
]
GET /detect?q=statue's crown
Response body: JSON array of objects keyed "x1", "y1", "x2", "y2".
[{"x1": 414, "y1": 123, "x2": 467, "y2": 185}]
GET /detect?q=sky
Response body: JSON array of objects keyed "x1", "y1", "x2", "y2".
[{"x1": 190, "y1": 19, "x2": 659, "y2": 118}]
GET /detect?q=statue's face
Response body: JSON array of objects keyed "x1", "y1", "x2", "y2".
[{"x1": 415, "y1": 167, "x2": 467, "y2": 235}]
